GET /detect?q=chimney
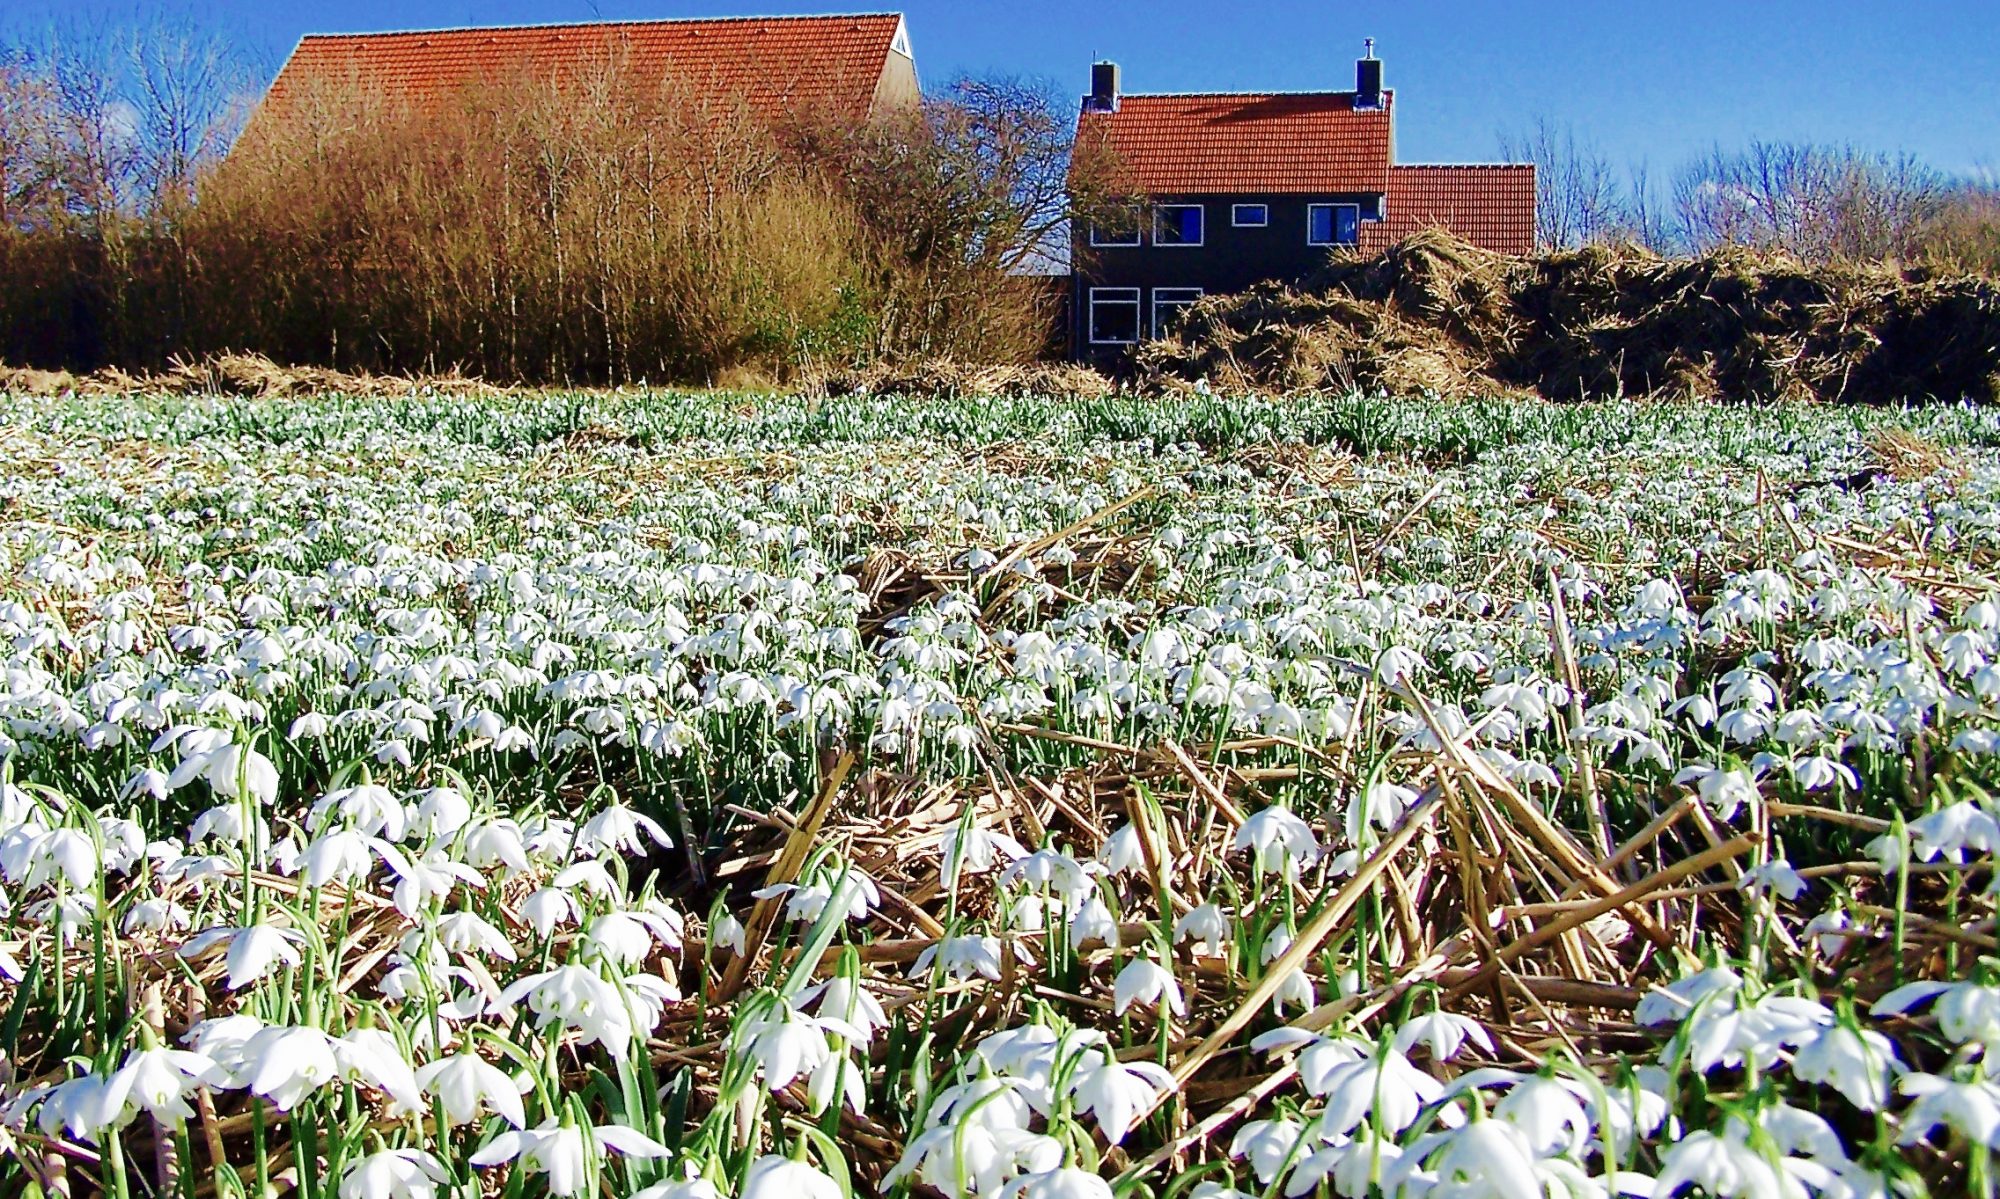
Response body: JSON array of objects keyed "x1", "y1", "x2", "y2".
[
  {"x1": 1085, "y1": 60, "x2": 1121, "y2": 113},
  {"x1": 1356, "y1": 39, "x2": 1383, "y2": 110}
]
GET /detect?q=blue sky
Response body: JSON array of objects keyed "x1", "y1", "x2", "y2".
[{"x1": 18, "y1": 1, "x2": 1999, "y2": 176}]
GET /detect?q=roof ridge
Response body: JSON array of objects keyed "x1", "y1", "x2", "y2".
[
  {"x1": 1116, "y1": 88, "x2": 1394, "y2": 100},
  {"x1": 298, "y1": 12, "x2": 903, "y2": 41},
  {"x1": 1395, "y1": 162, "x2": 1535, "y2": 170}
]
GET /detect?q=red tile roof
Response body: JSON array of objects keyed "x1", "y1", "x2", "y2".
[
  {"x1": 264, "y1": 13, "x2": 908, "y2": 125},
  {"x1": 1360, "y1": 164, "x2": 1537, "y2": 255},
  {"x1": 1078, "y1": 92, "x2": 1393, "y2": 195}
]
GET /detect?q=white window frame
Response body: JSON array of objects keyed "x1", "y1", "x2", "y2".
[
  {"x1": 1307, "y1": 203, "x2": 1362, "y2": 247},
  {"x1": 1087, "y1": 287, "x2": 1142, "y2": 345},
  {"x1": 1152, "y1": 203, "x2": 1205, "y2": 247},
  {"x1": 1151, "y1": 288, "x2": 1204, "y2": 339},
  {"x1": 1088, "y1": 213, "x2": 1141, "y2": 248},
  {"x1": 1232, "y1": 203, "x2": 1269, "y2": 227}
]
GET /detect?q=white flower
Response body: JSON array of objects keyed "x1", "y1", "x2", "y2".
[
  {"x1": 1068, "y1": 894, "x2": 1121, "y2": 950},
  {"x1": 338, "y1": 1149, "x2": 451, "y2": 1199},
  {"x1": 1172, "y1": 903, "x2": 1229, "y2": 957},
  {"x1": 741, "y1": 1156, "x2": 842, "y2": 1199},
  {"x1": 713, "y1": 912, "x2": 747, "y2": 955},
  {"x1": 1898, "y1": 1073, "x2": 2000, "y2": 1147},
  {"x1": 1003, "y1": 1167, "x2": 1114, "y2": 1199},
  {"x1": 1112, "y1": 956, "x2": 1185, "y2": 1017},
  {"x1": 242, "y1": 1025, "x2": 341, "y2": 1111},
  {"x1": 494, "y1": 965, "x2": 637, "y2": 1057},
  {"x1": 1655, "y1": 1129, "x2": 1799, "y2": 1199},
  {"x1": 738, "y1": 1009, "x2": 832, "y2": 1092},
  {"x1": 1346, "y1": 782, "x2": 1418, "y2": 847},
  {"x1": 1098, "y1": 824, "x2": 1146, "y2": 875},
  {"x1": 178, "y1": 924, "x2": 305, "y2": 990},
  {"x1": 1393, "y1": 1011, "x2": 1495, "y2": 1062},
  {"x1": 576, "y1": 801, "x2": 673, "y2": 856},
  {"x1": 1314, "y1": 1047, "x2": 1443, "y2": 1138},
  {"x1": 912, "y1": 934, "x2": 1005, "y2": 982},
  {"x1": 415, "y1": 1052, "x2": 527, "y2": 1128},
  {"x1": 1233, "y1": 807, "x2": 1320, "y2": 876},
  {"x1": 1066, "y1": 1057, "x2": 1177, "y2": 1144},
  {"x1": 95, "y1": 1046, "x2": 225, "y2": 1127},
  {"x1": 1229, "y1": 1117, "x2": 1305, "y2": 1185},
  {"x1": 1737, "y1": 859, "x2": 1807, "y2": 900},
  {"x1": 1789, "y1": 1023, "x2": 1902, "y2": 1111},
  {"x1": 470, "y1": 1120, "x2": 670, "y2": 1197},
  {"x1": 939, "y1": 825, "x2": 1027, "y2": 889}
]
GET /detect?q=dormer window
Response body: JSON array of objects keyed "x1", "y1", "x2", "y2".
[
  {"x1": 1153, "y1": 204, "x2": 1204, "y2": 247},
  {"x1": 1308, "y1": 203, "x2": 1361, "y2": 246}
]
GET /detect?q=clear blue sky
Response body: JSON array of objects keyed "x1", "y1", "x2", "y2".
[{"x1": 19, "y1": 0, "x2": 2000, "y2": 176}]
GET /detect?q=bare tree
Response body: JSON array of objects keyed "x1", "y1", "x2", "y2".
[
  {"x1": 1673, "y1": 140, "x2": 1950, "y2": 261},
  {"x1": 124, "y1": 7, "x2": 255, "y2": 209},
  {"x1": 0, "y1": 48, "x2": 70, "y2": 230},
  {"x1": 1499, "y1": 116, "x2": 1624, "y2": 250}
]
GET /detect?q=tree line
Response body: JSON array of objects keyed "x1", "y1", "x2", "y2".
[{"x1": 1501, "y1": 116, "x2": 2000, "y2": 268}]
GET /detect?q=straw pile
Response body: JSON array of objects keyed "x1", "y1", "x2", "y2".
[
  {"x1": 1137, "y1": 228, "x2": 2000, "y2": 402},
  {"x1": 0, "y1": 352, "x2": 502, "y2": 398}
]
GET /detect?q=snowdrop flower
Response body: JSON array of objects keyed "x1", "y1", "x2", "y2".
[
  {"x1": 1098, "y1": 824, "x2": 1146, "y2": 875},
  {"x1": 178, "y1": 923, "x2": 305, "y2": 990},
  {"x1": 494, "y1": 965, "x2": 638, "y2": 1057},
  {"x1": 1229, "y1": 1116, "x2": 1306, "y2": 1185},
  {"x1": 1654, "y1": 1129, "x2": 1797, "y2": 1199},
  {"x1": 1233, "y1": 806, "x2": 1321, "y2": 877},
  {"x1": 737, "y1": 1008, "x2": 834, "y2": 1092},
  {"x1": 1313, "y1": 1046, "x2": 1444, "y2": 1138},
  {"x1": 196, "y1": 742, "x2": 280, "y2": 807},
  {"x1": 1259, "y1": 929, "x2": 1317, "y2": 1013},
  {"x1": 1113, "y1": 955, "x2": 1185, "y2": 1017},
  {"x1": 241, "y1": 1025, "x2": 342, "y2": 1110},
  {"x1": 1066, "y1": 1056, "x2": 1177, "y2": 1143},
  {"x1": 337, "y1": 1149, "x2": 451, "y2": 1199},
  {"x1": 712, "y1": 911, "x2": 747, "y2": 955},
  {"x1": 1737, "y1": 859, "x2": 1807, "y2": 900},
  {"x1": 1394, "y1": 1010, "x2": 1495, "y2": 1062},
  {"x1": 310, "y1": 784, "x2": 409, "y2": 841},
  {"x1": 798, "y1": 976, "x2": 889, "y2": 1041},
  {"x1": 1172, "y1": 903, "x2": 1230, "y2": 957},
  {"x1": 913, "y1": 934, "x2": 1005, "y2": 982},
  {"x1": 336, "y1": 1028, "x2": 424, "y2": 1114},
  {"x1": 1898, "y1": 1073, "x2": 2000, "y2": 1147},
  {"x1": 1003, "y1": 1167, "x2": 1115, "y2": 1199},
  {"x1": 1346, "y1": 781, "x2": 1418, "y2": 847},
  {"x1": 1385, "y1": 1120, "x2": 1536, "y2": 1199},
  {"x1": 575, "y1": 800, "x2": 673, "y2": 856},
  {"x1": 1635, "y1": 966, "x2": 1741, "y2": 1027},
  {"x1": 1673, "y1": 763, "x2": 1761, "y2": 822},
  {"x1": 1790, "y1": 1022, "x2": 1902, "y2": 1110},
  {"x1": 470, "y1": 1119, "x2": 669, "y2": 1197},
  {"x1": 742, "y1": 1155, "x2": 843, "y2": 1199},
  {"x1": 415, "y1": 1052, "x2": 527, "y2": 1128},
  {"x1": 939, "y1": 824, "x2": 1027, "y2": 889},
  {"x1": 95, "y1": 1045, "x2": 226, "y2": 1127},
  {"x1": 1068, "y1": 894, "x2": 1121, "y2": 950}
]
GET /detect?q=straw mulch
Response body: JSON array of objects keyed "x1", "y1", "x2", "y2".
[
  {"x1": 0, "y1": 353, "x2": 503, "y2": 398},
  {"x1": 1137, "y1": 228, "x2": 2000, "y2": 403}
]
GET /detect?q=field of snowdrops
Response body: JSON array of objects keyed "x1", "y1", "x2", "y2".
[{"x1": 5, "y1": 386, "x2": 2000, "y2": 1199}]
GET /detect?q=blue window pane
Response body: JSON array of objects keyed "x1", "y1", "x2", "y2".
[
  {"x1": 1156, "y1": 205, "x2": 1202, "y2": 245},
  {"x1": 1309, "y1": 207, "x2": 1333, "y2": 244},
  {"x1": 1335, "y1": 206, "x2": 1359, "y2": 244}
]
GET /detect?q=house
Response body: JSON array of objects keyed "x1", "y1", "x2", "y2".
[
  {"x1": 250, "y1": 12, "x2": 919, "y2": 136},
  {"x1": 1069, "y1": 45, "x2": 1535, "y2": 360}
]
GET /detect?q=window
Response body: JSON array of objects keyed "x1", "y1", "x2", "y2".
[
  {"x1": 1153, "y1": 204, "x2": 1204, "y2": 247},
  {"x1": 1089, "y1": 210, "x2": 1141, "y2": 247},
  {"x1": 1088, "y1": 288, "x2": 1141, "y2": 344},
  {"x1": 1308, "y1": 203, "x2": 1361, "y2": 246},
  {"x1": 1151, "y1": 288, "x2": 1203, "y2": 339},
  {"x1": 1232, "y1": 203, "x2": 1269, "y2": 227}
]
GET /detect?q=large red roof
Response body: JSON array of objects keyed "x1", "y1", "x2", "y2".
[
  {"x1": 1079, "y1": 92, "x2": 1394, "y2": 195},
  {"x1": 264, "y1": 13, "x2": 910, "y2": 125},
  {"x1": 1359, "y1": 164, "x2": 1537, "y2": 255}
]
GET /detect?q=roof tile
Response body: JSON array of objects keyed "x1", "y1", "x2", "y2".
[
  {"x1": 266, "y1": 14, "x2": 905, "y2": 125},
  {"x1": 1079, "y1": 92, "x2": 1393, "y2": 195},
  {"x1": 1360, "y1": 164, "x2": 1537, "y2": 255}
]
